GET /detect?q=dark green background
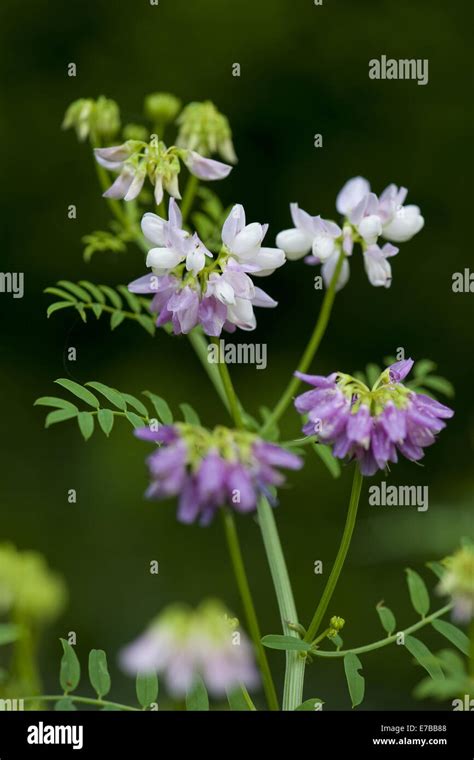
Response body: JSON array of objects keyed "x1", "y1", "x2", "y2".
[{"x1": 1, "y1": 0, "x2": 472, "y2": 709}]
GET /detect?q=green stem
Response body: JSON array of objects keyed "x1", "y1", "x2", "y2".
[
  {"x1": 305, "y1": 465, "x2": 363, "y2": 643},
  {"x1": 187, "y1": 330, "x2": 229, "y2": 412},
  {"x1": 222, "y1": 510, "x2": 279, "y2": 711},
  {"x1": 257, "y1": 497, "x2": 304, "y2": 710},
  {"x1": 212, "y1": 338, "x2": 244, "y2": 428},
  {"x1": 90, "y1": 137, "x2": 129, "y2": 228},
  {"x1": 180, "y1": 174, "x2": 199, "y2": 223},
  {"x1": 313, "y1": 604, "x2": 454, "y2": 658},
  {"x1": 470, "y1": 619, "x2": 474, "y2": 679},
  {"x1": 24, "y1": 695, "x2": 139, "y2": 712},
  {"x1": 260, "y1": 251, "x2": 345, "y2": 436}
]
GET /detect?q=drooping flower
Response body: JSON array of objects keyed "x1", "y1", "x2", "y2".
[
  {"x1": 134, "y1": 422, "x2": 302, "y2": 524},
  {"x1": 276, "y1": 176, "x2": 424, "y2": 290},
  {"x1": 94, "y1": 134, "x2": 232, "y2": 205},
  {"x1": 294, "y1": 358, "x2": 453, "y2": 476},
  {"x1": 120, "y1": 600, "x2": 258, "y2": 697},
  {"x1": 176, "y1": 101, "x2": 237, "y2": 164},
  {"x1": 128, "y1": 200, "x2": 284, "y2": 336},
  {"x1": 438, "y1": 546, "x2": 474, "y2": 623}
]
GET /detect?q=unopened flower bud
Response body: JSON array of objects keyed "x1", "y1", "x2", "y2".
[
  {"x1": 144, "y1": 92, "x2": 182, "y2": 125},
  {"x1": 177, "y1": 101, "x2": 237, "y2": 163}
]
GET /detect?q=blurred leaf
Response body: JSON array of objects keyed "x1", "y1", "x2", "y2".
[
  {"x1": 311, "y1": 443, "x2": 341, "y2": 478},
  {"x1": 421, "y1": 375, "x2": 455, "y2": 398},
  {"x1": 226, "y1": 686, "x2": 254, "y2": 711},
  {"x1": 117, "y1": 285, "x2": 141, "y2": 313},
  {"x1": 143, "y1": 392, "x2": 173, "y2": 425},
  {"x1": 54, "y1": 698, "x2": 77, "y2": 711},
  {"x1": 126, "y1": 412, "x2": 146, "y2": 429},
  {"x1": 97, "y1": 409, "x2": 114, "y2": 437},
  {"x1": 59, "y1": 639, "x2": 80, "y2": 694},
  {"x1": 261, "y1": 634, "x2": 311, "y2": 652},
  {"x1": 186, "y1": 676, "x2": 209, "y2": 711},
  {"x1": 179, "y1": 403, "x2": 201, "y2": 426},
  {"x1": 55, "y1": 378, "x2": 99, "y2": 408},
  {"x1": 88, "y1": 650, "x2": 111, "y2": 699},
  {"x1": 426, "y1": 561, "x2": 445, "y2": 580},
  {"x1": 100, "y1": 285, "x2": 123, "y2": 310},
  {"x1": 329, "y1": 633, "x2": 343, "y2": 650},
  {"x1": 110, "y1": 311, "x2": 125, "y2": 330},
  {"x1": 47, "y1": 301, "x2": 75, "y2": 318},
  {"x1": 431, "y1": 619, "x2": 469, "y2": 656},
  {"x1": 136, "y1": 672, "x2": 159, "y2": 709},
  {"x1": 343, "y1": 653, "x2": 365, "y2": 708},
  {"x1": 35, "y1": 397, "x2": 78, "y2": 411},
  {"x1": 86, "y1": 382, "x2": 127, "y2": 410},
  {"x1": 376, "y1": 603, "x2": 396, "y2": 635},
  {"x1": 437, "y1": 648, "x2": 466, "y2": 676},
  {"x1": 57, "y1": 280, "x2": 91, "y2": 301},
  {"x1": 295, "y1": 698, "x2": 324, "y2": 710},
  {"x1": 405, "y1": 568, "x2": 430, "y2": 617},
  {"x1": 365, "y1": 363, "x2": 381, "y2": 388},
  {"x1": 0, "y1": 624, "x2": 21, "y2": 646},
  {"x1": 77, "y1": 411, "x2": 94, "y2": 441},
  {"x1": 414, "y1": 359, "x2": 437, "y2": 378},
  {"x1": 404, "y1": 635, "x2": 444, "y2": 680}
]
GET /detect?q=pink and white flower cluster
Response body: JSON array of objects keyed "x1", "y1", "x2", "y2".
[
  {"x1": 129, "y1": 200, "x2": 286, "y2": 335},
  {"x1": 276, "y1": 176, "x2": 424, "y2": 290}
]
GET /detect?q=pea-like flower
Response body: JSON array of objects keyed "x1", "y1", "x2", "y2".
[
  {"x1": 276, "y1": 176, "x2": 424, "y2": 290},
  {"x1": 94, "y1": 134, "x2": 232, "y2": 205},
  {"x1": 128, "y1": 200, "x2": 285, "y2": 336},
  {"x1": 120, "y1": 600, "x2": 258, "y2": 697},
  {"x1": 438, "y1": 546, "x2": 474, "y2": 622},
  {"x1": 294, "y1": 359, "x2": 453, "y2": 476},
  {"x1": 134, "y1": 422, "x2": 302, "y2": 524},
  {"x1": 62, "y1": 96, "x2": 121, "y2": 142}
]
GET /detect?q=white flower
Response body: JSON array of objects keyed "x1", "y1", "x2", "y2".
[
  {"x1": 119, "y1": 600, "x2": 258, "y2": 698},
  {"x1": 223, "y1": 205, "x2": 285, "y2": 275},
  {"x1": 336, "y1": 176, "x2": 371, "y2": 216},
  {"x1": 382, "y1": 204, "x2": 424, "y2": 242},
  {"x1": 142, "y1": 198, "x2": 208, "y2": 275},
  {"x1": 363, "y1": 243, "x2": 399, "y2": 288}
]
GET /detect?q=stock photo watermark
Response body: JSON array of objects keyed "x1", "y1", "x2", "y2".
[
  {"x1": 369, "y1": 56, "x2": 429, "y2": 86},
  {"x1": 207, "y1": 339, "x2": 267, "y2": 370},
  {"x1": 368, "y1": 482, "x2": 429, "y2": 512}
]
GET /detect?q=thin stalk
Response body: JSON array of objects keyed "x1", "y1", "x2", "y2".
[
  {"x1": 305, "y1": 465, "x2": 363, "y2": 642},
  {"x1": 313, "y1": 603, "x2": 454, "y2": 658},
  {"x1": 24, "y1": 695, "x2": 139, "y2": 711},
  {"x1": 257, "y1": 497, "x2": 305, "y2": 710},
  {"x1": 260, "y1": 251, "x2": 345, "y2": 436},
  {"x1": 222, "y1": 510, "x2": 279, "y2": 711},
  {"x1": 180, "y1": 174, "x2": 199, "y2": 223},
  {"x1": 212, "y1": 338, "x2": 244, "y2": 428}
]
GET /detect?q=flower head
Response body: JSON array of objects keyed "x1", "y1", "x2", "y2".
[
  {"x1": 0, "y1": 543, "x2": 66, "y2": 622},
  {"x1": 128, "y1": 200, "x2": 285, "y2": 336},
  {"x1": 62, "y1": 96, "x2": 120, "y2": 142},
  {"x1": 277, "y1": 176, "x2": 424, "y2": 290},
  {"x1": 120, "y1": 599, "x2": 258, "y2": 697},
  {"x1": 438, "y1": 546, "x2": 474, "y2": 622},
  {"x1": 144, "y1": 92, "x2": 182, "y2": 125},
  {"x1": 294, "y1": 359, "x2": 453, "y2": 476},
  {"x1": 134, "y1": 421, "x2": 302, "y2": 524},
  {"x1": 94, "y1": 134, "x2": 232, "y2": 205},
  {"x1": 176, "y1": 101, "x2": 237, "y2": 164}
]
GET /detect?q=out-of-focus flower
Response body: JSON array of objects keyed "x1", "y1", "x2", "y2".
[
  {"x1": 438, "y1": 546, "x2": 474, "y2": 622},
  {"x1": 122, "y1": 123, "x2": 149, "y2": 142},
  {"x1": 0, "y1": 544, "x2": 66, "y2": 622},
  {"x1": 294, "y1": 358, "x2": 453, "y2": 476},
  {"x1": 134, "y1": 422, "x2": 302, "y2": 524},
  {"x1": 62, "y1": 96, "x2": 120, "y2": 142},
  {"x1": 128, "y1": 200, "x2": 284, "y2": 336},
  {"x1": 177, "y1": 101, "x2": 237, "y2": 164},
  {"x1": 120, "y1": 600, "x2": 258, "y2": 697},
  {"x1": 94, "y1": 135, "x2": 232, "y2": 205},
  {"x1": 276, "y1": 176, "x2": 424, "y2": 290},
  {"x1": 144, "y1": 92, "x2": 182, "y2": 125}
]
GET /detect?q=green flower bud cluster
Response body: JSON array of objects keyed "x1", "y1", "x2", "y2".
[
  {"x1": 0, "y1": 544, "x2": 66, "y2": 623},
  {"x1": 177, "y1": 101, "x2": 237, "y2": 163},
  {"x1": 327, "y1": 616, "x2": 345, "y2": 637},
  {"x1": 144, "y1": 92, "x2": 182, "y2": 125},
  {"x1": 62, "y1": 96, "x2": 120, "y2": 142}
]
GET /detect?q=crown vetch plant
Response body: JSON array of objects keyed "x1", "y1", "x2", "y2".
[{"x1": 29, "y1": 92, "x2": 472, "y2": 713}]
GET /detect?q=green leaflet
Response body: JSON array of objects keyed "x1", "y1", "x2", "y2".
[
  {"x1": 185, "y1": 676, "x2": 209, "y2": 711},
  {"x1": 136, "y1": 672, "x2": 159, "y2": 709},
  {"x1": 55, "y1": 378, "x2": 100, "y2": 408},
  {"x1": 344, "y1": 653, "x2": 365, "y2": 708},
  {"x1": 179, "y1": 403, "x2": 201, "y2": 426},
  {"x1": 77, "y1": 411, "x2": 94, "y2": 441},
  {"x1": 143, "y1": 391, "x2": 173, "y2": 425},
  {"x1": 405, "y1": 568, "x2": 430, "y2": 617},
  {"x1": 404, "y1": 635, "x2": 444, "y2": 680},
  {"x1": 88, "y1": 650, "x2": 111, "y2": 699},
  {"x1": 431, "y1": 619, "x2": 469, "y2": 656},
  {"x1": 261, "y1": 634, "x2": 311, "y2": 652},
  {"x1": 59, "y1": 639, "x2": 80, "y2": 694},
  {"x1": 97, "y1": 409, "x2": 114, "y2": 437},
  {"x1": 294, "y1": 698, "x2": 324, "y2": 711},
  {"x1": 86, "y1": 381, "x2": 127, "y2": 410},
  {"x1": 376, "y1": 603, "x2": 397, "y2": 635}
]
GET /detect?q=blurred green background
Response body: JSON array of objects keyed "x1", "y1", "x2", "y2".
[{"x1": 0, "y1": 0, "x2": 472, "y2": 709}]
